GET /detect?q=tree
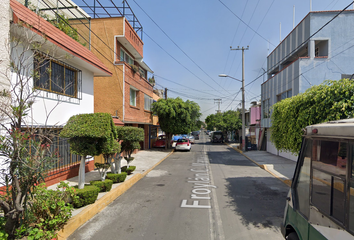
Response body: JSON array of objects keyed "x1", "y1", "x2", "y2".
[
  {"x1": 60, "y1": 113, "x2": 117, "y2": 188},
  {"x1": 223, "y1": 110, "x2": 242, "y2": 132},
  {"x1": 0, "y1": 19, "x2": 66, "y2": 239},
  {"x1": 152, "y1": 97, "x2": 201, "y2": 149},
  {"x1": 205, "y1": 110, "x2": 241, "y2": 132},
  {"x1": 271, "y1": 79, "x2": 354, "y2": 154},
  {"x1": 117, "y1": 127, "x2": 144, "y2": 168}
]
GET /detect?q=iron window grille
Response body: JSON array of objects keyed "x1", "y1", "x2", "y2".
[{"x1": 33, "y1": 52, "x2": 82, "y2": 99}]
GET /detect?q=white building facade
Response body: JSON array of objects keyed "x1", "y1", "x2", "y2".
[{"x1": 261, "y1": 10, "x2": 354, "y2": 161}]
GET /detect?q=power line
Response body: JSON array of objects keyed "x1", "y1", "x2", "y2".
[
  {"x1": 132, "y1": 0, "x2": 233, "y2": 96},
  {"x1": 218, "y1": 0, "x2": 276, "y2": 47},
  {"x1": 267, "y1": 1, "x2": 354, "y2": 74}
]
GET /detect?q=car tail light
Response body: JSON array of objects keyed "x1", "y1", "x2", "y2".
[{"x1": 187, "y1": 144, "x2": 190, "y2": 146}]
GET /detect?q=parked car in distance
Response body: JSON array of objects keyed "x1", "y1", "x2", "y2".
[
  {"x1": 153, "y1": 135, "x2": 166, "y2": 148},
  {"x1": 175, "y1": 138, "x2": 191, "y2": 151},
  {"x1": 191, "y1": 131, "x2": 200, "y2": 140},
  {"x1": 210, "y1": 131, "x2": 224, "y2": 143},
  {"x1": 187, "y1": 134, "x2": 195, "y2": 144}
]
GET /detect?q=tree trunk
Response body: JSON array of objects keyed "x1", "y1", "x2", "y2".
[
  {"x1": 115, "y1": 155, "x2": 122, "y2": 174},
  {"x1": 78, "y1": 156, "x2": 86, "y2": 189}
]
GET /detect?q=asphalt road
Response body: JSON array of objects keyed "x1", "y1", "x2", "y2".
[{"x1": 68, "y1": 132, "x2": 288, "y2": 240}]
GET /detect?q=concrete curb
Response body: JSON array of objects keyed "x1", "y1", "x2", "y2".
[
  {"x1": 57, "y1": 149, "x2": 175, "y2": 240},
  {"x1": 225, "y1": 143, "x2": 291, "y2": 187}
]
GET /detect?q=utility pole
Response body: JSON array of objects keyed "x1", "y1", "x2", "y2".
[
  {"x1": 165, "y1": 88, "x2": 167, "y2": 100},
  {"x1": 214, "y1": 99, "x2": 222, "y2": 113},
  {"x1": 230, "y1": 46, "x2": 249, "y2": 152}
]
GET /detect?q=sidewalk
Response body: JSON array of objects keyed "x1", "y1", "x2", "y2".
[
  {"x1": 52, "y1": 148, "x2": 174, "y2": 240},
  {"x1": 54, "y1": 143, "x2": 296, "y2": 239},
  {"x1": 226, "y1": 142, "x2": 297, "y2": 187}
]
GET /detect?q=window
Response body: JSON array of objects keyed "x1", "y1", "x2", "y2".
[
  {"x1": 144, "y1": 94, "x2": 152, "y2": 111},
  {"x1": 349, "y1": 144, "x2": 354, "y2": 231},
  {"x1": 294, "y1": 139, "x2": 312, "y2": 218},
  {"x1": 139, "y1": 67, "x2": 146, "y2": 78},
  {"x1": 277, "y1": 89, "x2": 292, "y2": 102},
  {"x1": 314, "y1": 40, "x2": 328, "y2": 57},
  {"x1": 130, "y1": 88, "x2": 137, "y2": 106},
  {"x1": 311, "y1": 140, "x2": 347, "y2": 224},
  {"x1": 120, "y1": 49, "x2": 134, "y2": 65},
  {"x1": 34, "y1": 55, "x2": 80, "y2": 98},
  {"x1": 262, "y1": 99, "x2": 270, "y2": 118}
]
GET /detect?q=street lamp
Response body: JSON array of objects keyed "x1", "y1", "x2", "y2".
[{"x1": 218, "y1": 74, "x2": 245, "y2": 152}]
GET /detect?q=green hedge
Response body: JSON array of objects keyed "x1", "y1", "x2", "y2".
[
  {"x1": 121, "y1": 166, "x2": 136, "y2": 174},
  {"x1": 106, "y1": 172, "x2": 127, "y2": 183},
  {"x1": 90, "y1": 179, "x2": 113, "y2": 192},
  {"x1": 271, "y1": 79, "x2": 354, "y2": 153},
  {"x1": 73, "y1": 185, "x2": 100, "y2": 208},
  {"x1": 60, "y1": 113, "x2": 115, "y2": 139}
]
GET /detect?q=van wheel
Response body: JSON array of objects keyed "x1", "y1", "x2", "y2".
[{"x1": 287, "y1": 232, "x2": 299, "y2": 240}]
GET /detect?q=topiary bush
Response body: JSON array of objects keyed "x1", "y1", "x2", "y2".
[
  {"x1": 90, "y1": 179, "x2": 113, "y2": 192},
  {"x1": 106, "y1": 172, "x2": 127, "y2": 183},
  {"x1": 121, "y1": 166, "x2": 136, "y2": 175},
  {"x1": 73, "y1": 185, "x2": 100, "y2": 208}
]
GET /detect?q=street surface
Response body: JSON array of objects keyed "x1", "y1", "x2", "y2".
[{"x1": 68, "y1": 132, "x2": 288, "y2": 240}]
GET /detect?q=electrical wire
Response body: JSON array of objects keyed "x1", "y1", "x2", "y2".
[
  {"x1": 132, "y1": 0, "x2": 233, "y2": 96},
  {"x1": 218, "y1": 0, "x2": 276, "y2": 47}
]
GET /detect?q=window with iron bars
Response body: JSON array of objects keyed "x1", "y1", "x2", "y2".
[{"x1": 33, "y1": 53, "x2": 82, "y2": 99}]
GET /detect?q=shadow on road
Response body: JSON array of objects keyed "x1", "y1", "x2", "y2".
[{"x1": 224, "y1": 176, "x2": 288, "y2": 231}]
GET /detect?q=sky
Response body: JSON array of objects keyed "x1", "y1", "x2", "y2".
[{"x1": 76, "y1": 0, "x2": 354, "y2": 121}]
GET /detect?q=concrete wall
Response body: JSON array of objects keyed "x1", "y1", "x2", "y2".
[
  {"x1": 267, "y1": 14, "x2": 311, "y2": 73},
  {"x1": 262, "y1": 10, "x2": 354, "y2": 161}
]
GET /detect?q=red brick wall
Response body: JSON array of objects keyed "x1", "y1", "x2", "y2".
[
  {"x1": 45, "y1": 160, "x2": 95, "y2": 187},
  {"x1": 124, "y1": 64, "x2": 153, "y2": 124}
]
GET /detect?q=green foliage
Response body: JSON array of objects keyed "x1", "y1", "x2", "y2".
[
  {"x1": 121, "y1": 166, "x2": 136, "y2": 174},
  {"x1": 205, "y1": 110, "x2": 241, "y2": 131},
  {"x1": 148, "y1": 76, "x2": 155, "y2": 86},
  {"x1": 60, "y1": 113, "x2": 114, "y2": 139},
  {"x1": 0, "y1": 217, "x2": 8, "y2": 240},
  {"x1": 94, "y1": 162, "x2": 110, "y2": 170},
  {"x1": 271, "y1": 79, "x2": 354, "y2": 153},
  {"x1": 48, "y1": 14, "x2": 79, "y2": 42},
  {"x1": 116, "y1": 126, "x2": 144, "y2": 142},
  {"x1": 90, "y1": 179, "x2": 113, "y2": 192},
  {"x1": 117, "y1": 127, "x2": 144, "y2": 158},
  {"x1": 152, "y1": 98, "x2": 201, "y2": 148},
  {"x1": 60, "y1": 113, "x2": 117, "y2": 157},
  {"x1": 20, "y1": 182, "x2": 77, "y2": 240},
  {"x1": 72, "y1": 185, "x2": 100, "y2": 208},
  {"x1": 106, "y1": 172, "x2": 127, "y2": 183}
]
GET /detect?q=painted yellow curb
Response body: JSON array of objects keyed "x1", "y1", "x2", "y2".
[
  {"x1": 57, "y1": 149, "x2": 175, "y2": 240},
  {"x1": 225, "y1": 143, "x2": 292, "y2": 187}
]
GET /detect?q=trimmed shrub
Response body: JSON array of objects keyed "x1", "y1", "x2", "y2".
[
  {"x1": 121, "y1": 166, "x2": 136, "y2": 174},
  {"x1": 106, "y1": 172, "x2": 127, "y2": 183},
  {"x1": 73, "y1": 185, "x2": 100, "y2": 208},
  {"x1": 90, "y1": 179, "x2": 113, "y2": 192}
]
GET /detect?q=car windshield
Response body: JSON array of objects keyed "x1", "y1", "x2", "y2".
[
  {"x1": 177, "y1": 139, "x2": 188, "y2": 143},
  {"x1": 158, "y1": 136, "x2": 165, "y2": 140}
]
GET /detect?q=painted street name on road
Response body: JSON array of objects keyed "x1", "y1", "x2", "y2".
[{"x1": 181, "y1": 158, "x2": 216, "y2": 209}]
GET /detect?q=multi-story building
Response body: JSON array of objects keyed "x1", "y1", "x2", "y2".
[
  {"x1": 3, "y1": 0, "x2": 112, "y2": 185},
  {"x1": 261, "y1": 9, "x2": 354, "y2": 160},
  {"x1": 74, "y1": 1, "x2": 156, "y2": 151}
]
